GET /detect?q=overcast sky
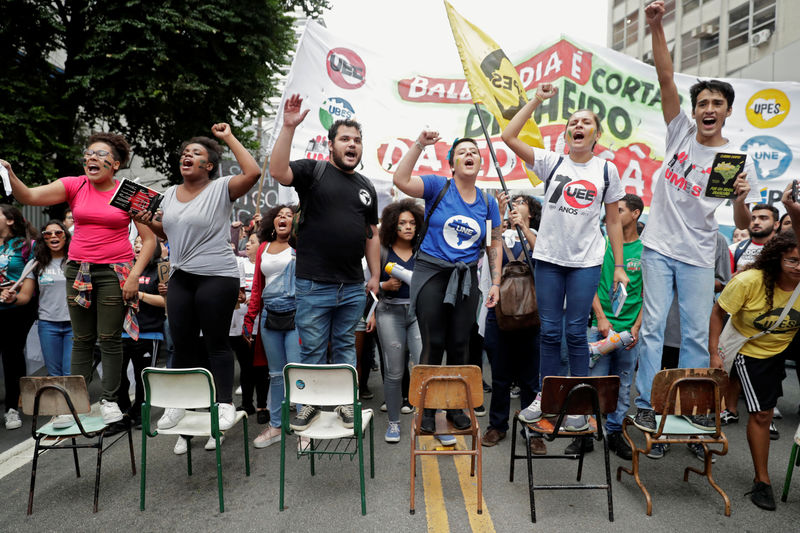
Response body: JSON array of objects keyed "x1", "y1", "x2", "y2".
[{"x1": 323, "y1": 0, "x2": 610, "y2": 72}]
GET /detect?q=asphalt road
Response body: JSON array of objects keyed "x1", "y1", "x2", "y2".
[{"x1": 2, "y1": 365, "x2": 800, "y2": 532}]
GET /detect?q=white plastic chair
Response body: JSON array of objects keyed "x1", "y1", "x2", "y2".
[
  {"x1": 140, "y1": 367, "x2": 250, "y2": 513},
  {"x1": 279, "y1": 363, "x2": 374, "y2": 515}
]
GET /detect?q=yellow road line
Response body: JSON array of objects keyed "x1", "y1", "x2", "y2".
[
  {"x1": 420, "y1": 436, "x2": 450, "y2": 533},
  {"x1": 453, "y1": 436, "x2": 495, "y2": 533}
]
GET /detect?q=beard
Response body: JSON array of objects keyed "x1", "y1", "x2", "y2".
[
  {"x1": 749, "y1": 226, "x2": 774, "y2": 239},
  {"x1": 330, "y1": 147, "x2": 361, "y2": 172}
]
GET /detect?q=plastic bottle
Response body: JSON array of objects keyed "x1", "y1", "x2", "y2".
[
  {"x1": 384, "y1": 262, "x2": 413, "y2": 285},
  {"x1": 588, "y1": 330, "x2": 634, "y2": 368}
]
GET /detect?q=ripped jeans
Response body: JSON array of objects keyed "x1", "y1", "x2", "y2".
[
  {"x1": 376, "y1": 301, "x2": 421, "y2": 422},
  {"x1": 65, "y1": 261, "x2": 126, "y2": 402}
]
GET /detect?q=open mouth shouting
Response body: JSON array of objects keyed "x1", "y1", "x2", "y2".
[
  {"x1": 701, "y1": 115, "x2": 718, "y2": 131},
  {"x1": 85, "y1": 161, "x2": 102, "y2": 176}
]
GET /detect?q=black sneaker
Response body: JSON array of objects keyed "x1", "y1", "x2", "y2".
[
  {"x1": 446, "y1": 409, "x2": 471, "y2": 430},
  {"x1": 420, "y1": 408, "x2": 436, "y2": 434},
  {"x1": 633, "y1": 408, "x2": 657, "y2": 433},
  {"x1": 607, "y1": 431, "x2": 632, "y2": 460},
  {"x1": 687, "y1": 441, "x2": 715, "y2": 463},
  {"x1": 769, "y1": 422, "x2": 779, "y2": 440},
  {"x1": 683, "y1": 414, "x2": 715, "y2": 431},
  {"x1": 564, "y1": 436, "x2": 594, "y2": 455},
  {"x1": 290, "y1": 405, "x2": 320, "y2": 431},
  {"x1": 747, "y1": 481, "x2": 776, "y2": 511},
  {"x1": 360, "y1": 388, "x2": 374, "y2": 400},
  {"x1": 483, "y1": 381, "x2": 492, "y2": 393},
  {"x1": 720, "y1": 409, "x2": 739, "y2": 425},
  {"x1": 646, "y1": 442, "x2": 669, "y2": 459},
  {"x1": 474, "y1": 404, "x2": 486, "y2": 417},
  {"x1": 335, "y1": 405, "x2": 355, "y2": 428}
]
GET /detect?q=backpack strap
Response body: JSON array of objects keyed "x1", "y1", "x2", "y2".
[
  {"x1": 602, "y1": 161, "x2": 610, "y2": 203},
  {"x1": 501, "y1": 240, "x2": 515, "y2": 263},
  {"x1": 296, "y1": 160, "x2": 328, "y2": 228},
  {"x1": 733, "y1": 239, "x2": 751, "y2": 270},
  {"x1": 543, "y1": 156, "x2": 564, "y2": 194},
  {"x1": 415, "y1": 179, "x2": 451, "y2": 253}
]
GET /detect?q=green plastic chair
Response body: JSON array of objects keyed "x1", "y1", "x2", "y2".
[
  {"x1": 140, "y1": 367, "x2": 250, "y2": 513},
  {"x1": 781, "y1": 422, "x2": 800, "y2": 502},
  {"x1": 279, "y1": 363, "x2": 374, "y2": 515},
  {"x1": 20, "y1": 375, "x2": 136, "y2": 514}
]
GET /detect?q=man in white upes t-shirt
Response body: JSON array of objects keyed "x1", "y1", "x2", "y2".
[{"x1": 632, "y1": 2, "x2": 761, "y2": 439}]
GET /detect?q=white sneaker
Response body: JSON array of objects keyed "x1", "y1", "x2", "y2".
[
  {"x1": 52, "y1": 414, "x2": 76, "y2": 429},
  {"x1": 235, "y1": 386, "x2": 242, "y2": 396},
  {"x1": 205, "y1": 435, "x2": 225, "y2": 450},
  {"x1": 254, "y1": 426, "x2": 282, "y2": 449},
  {"x1": 774, "y1": 406, "x2": 783, "y2": 419},
  {"x1": 4, "y1": 408, "x2": 22, "y2": 430},
  {"x1": 100, "y1": 400, "x2": 123, "y2": 425},
  {"x1": 158, "y1": 408, "x2": 186, "y2": 429},
  {"x1": 173, "y1": 436, "x2": 188, "y2": 455},
  {"x1": 218, "y1": 403, "x2": 236, "y2": 431},
  {"x1": 518, "y1": 392, "x2": 542, "y2": 423}
]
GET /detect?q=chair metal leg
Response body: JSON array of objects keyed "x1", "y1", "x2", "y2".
[
  {"x1": 617, "y1": 423, "x2": 652, "y2": 515},
  {"x1": 782, "y1": 443, "x2": 799, "y2": 502},
  {"x1": 357, "y1": 426, "x2": 367, "y2": 515},
  {"x1": 476, "y1": 432, "x2": 483, "y2": 515},
  {"x1": 310, "y1": 439, "x2": 315, "y2": 476},
  {"x1": 601, "y1": 429, "x2": 614, "y2": 522},
  {"x1": 369, "y1": 418, "x2": 375, "y2": 478},
  {"x1": 140, "y1": 431, "x2": 147, "y2": 510},
  {"x1": 186, "y1": 436, "x2": 193, "y2": 476},
  {"x1": 576, "y1": 437, "x2": 586, "y2": 481},
  {"x1": 279, "y1": 431, "x2": 286, "y2": 511},
  {"x1": 72, "y1": 437, "x2": 81, "y2": 477},
  {"x1": 243, "y1": 417, "x2": 251, "y2": 476},
  {"x1": 93, "y1": 436, "x2": 103, "y2": 513},
  {"x1": 685, "y1": 443, "x2": 730, "y2": 517},
  {"x1": 27, "y1": 440, "x2": 41, "y2": 515},
  {"x1": 509, "y1": 415, "x2": 518, "y2": 482},
  {"x1": 525, "y1": 428, "x2": 537, "y2": 523},
  {"x1": 470, "y1": 430, "x2": 476, "y2": 477},
  {"x1": 410, "y1": 422, "x2": 417, "y2": 515},
  {"x1": 215, "y1": 435, "x2": 224, "y2": 513}
]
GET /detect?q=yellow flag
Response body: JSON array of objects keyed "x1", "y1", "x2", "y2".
[{"x1": 444, "y1": 0, "x2": 543, "y2": 185}]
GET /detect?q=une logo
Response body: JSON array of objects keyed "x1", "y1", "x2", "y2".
[
  {"x1": 741, "y1": 136, "x2": 792, "y2": 180},
  {"x1": 746, "y1": 89, "x2": 790, "y2": 128},
  {"x1": 326, "y1": 48, "x2": 366, "y2": 90}
]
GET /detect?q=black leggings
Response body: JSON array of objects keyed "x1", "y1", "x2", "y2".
[
  {"x1": 118, "y1": 337, "x2": 161, "y2": 418},
  {"x1": 230, "y1": 335, "x2": 268, "y2": 409},
  {"x1": 415, "y1": 268, "x2": 480, "y2": 367},
  {"x1": 167, "y1": 271, "x2": 239, "y2": 404}
]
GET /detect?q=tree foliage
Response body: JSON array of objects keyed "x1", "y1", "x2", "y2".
[{"x1": 0, "y1": 0, "x2": 328, "y2": 186}]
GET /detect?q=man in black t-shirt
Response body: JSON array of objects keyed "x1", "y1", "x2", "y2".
[{"x1": 270, "y1": 93, "x2": 380, "y2": 431}]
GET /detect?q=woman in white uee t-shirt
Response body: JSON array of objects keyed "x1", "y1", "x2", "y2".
[
  {"x1": 502, "y1": 83, "x2": 628, "y2": 430},
  {"x1": 137, "y1": 123, "x2": 260, "y2": 435}
]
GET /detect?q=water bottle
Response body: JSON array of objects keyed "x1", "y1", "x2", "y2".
[
  {"x1": 384, "y1": 262, "x2": 413, "y2": 285},
  {"x1": 588, "y1": 330, "x2": 634, "y2": 368}
]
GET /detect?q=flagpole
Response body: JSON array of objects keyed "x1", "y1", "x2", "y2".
[{"x1": 473, "y1": 103, "x2": 537, "y2": 281}]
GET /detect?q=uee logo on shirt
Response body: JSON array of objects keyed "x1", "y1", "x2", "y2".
[
  {"x1": 443, "y1": 215, "x2": 481, "y2": 249},
  {"x1": 358, "y1": 189, "x2": 372, "y2": 206},
  {"x1": 548, "y1": 176, "x2": 598, "y2": 210}
]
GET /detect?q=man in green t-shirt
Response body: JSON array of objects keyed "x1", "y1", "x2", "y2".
[{"x1": 567, "y1": 194, "x2": 644, "y2": 459}]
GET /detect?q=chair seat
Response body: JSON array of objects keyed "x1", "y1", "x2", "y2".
[
  {"x1": 37, "y1": 415, "x2": 107, "y2": 436},
  {"x1": 156, "y1": 409, "x2": 248, "y2": 437},
  {"x1": 296, "y1": 409, "x2": 373, "y2": 440},
  {"x1": 626, "y1": 414, "x2": 716, "y2": 435},
  {"x1": 527, "y1": 416, "x2": 598, "y2": 436}
]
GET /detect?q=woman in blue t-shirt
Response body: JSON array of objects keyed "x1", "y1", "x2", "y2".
[{"x1": 393, "y1": 131, "x2": 502, "y2": 435}]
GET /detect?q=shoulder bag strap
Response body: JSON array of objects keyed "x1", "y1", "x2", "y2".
[{"x1": 414, "y1": 179, "x2": 451, "y2": 253}]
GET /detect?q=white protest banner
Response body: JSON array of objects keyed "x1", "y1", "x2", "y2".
[{"x1": 271, "y1": 22, "x2": 800, "y2": 225}]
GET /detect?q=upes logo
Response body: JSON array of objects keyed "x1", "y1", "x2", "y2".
[
  {"x1": 746, "y1": 89, "x2": 790, "y2": 128},
  {"x1": 547, "y1": 175, "x2": 597, "y2": 209},
  {"x1": 327, "y1": 48, "x2": 366, "y2": 90},
  {"x1": 319, "y1": 97, "x2": 355, "y2": 130}
]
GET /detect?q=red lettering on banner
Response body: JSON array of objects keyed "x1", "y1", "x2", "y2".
[{"x1": 397, "y1": 39, "x2": 593, "y2": 104}]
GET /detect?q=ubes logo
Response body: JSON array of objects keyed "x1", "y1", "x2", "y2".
[
  {"x1": 318, "y1": 97, "x2": 355, "y2": 130},
  {"x1": 746, "y1": 89, "x2": 790, "y2": 128},
  {"x1": 326, "y1": 48, "x2": 366, "y2": 90}
]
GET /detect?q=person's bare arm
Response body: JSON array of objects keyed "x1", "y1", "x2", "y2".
[
  {"x1": 708, "y1": 301, "x2": 728, "y2": 369},
  {"x1": 365, "y1": 226, "x2": 380, "y2": 295},
  {"x1": 646, "y1": 1, "x2": 681, "y2": 123},
  {"x1": 393, "y1": 130, "x2": 439, "y2": 198},
  {"x1": 210, "y1": 123, "x2": 260, "y2": 201},
  {"x1": 269, "y1": 94, "x2": 310, "y2": 186},
  {"x1": 485, "y1": 226, "x2": 503, "y2": 308},
  {"x1": 500, "y1": 84, "x2": 557, "y2": 166},
  {"x1": 0, "y1": 278, "x2": 35, "y2": 305},
  {"x1": 123, "y1": 222, "x2": 157, "y2": 300},
  {"x1": 604, "y1": 201, "x2": 630, "y2": 289},
  {"x1": 0, "y1": 159, "x2": 67, "y2": 206}
]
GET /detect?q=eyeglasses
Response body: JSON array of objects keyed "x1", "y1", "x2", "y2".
[
  {"x1": 83, "y1": 149, "x2": 113, "y2": 158},
  {"x1": 42, "y1": 230, "x2": 65, "y2": 237},
  {"x1": 783, "y1": 257, "x2": 800, "y2": 267},
  {"x1": 511, "y1": 198, "x2": 526, "y2": 205}
]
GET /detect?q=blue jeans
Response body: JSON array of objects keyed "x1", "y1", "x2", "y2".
[
  {"x1": 588, "y1": 326, "x2": 638, "y2": 433},
  {"x1": 375, "y1": 301, "x2": 421, "y2": 422},
  {"x1": 535, "y1": 260, "x2": 601, "y2": 383},
  {"x1": 260, "y1": 310, "x2": 301, "y2": 428},
  {"x1": 295, "y1": 278, "x2": 365, "y2": 367},
  {"x1": 634, "y1": 248, "x2": 714, "y2": 410},
  {"x1": 38, "y1": 320, "x2": 73, "y2": 376}
]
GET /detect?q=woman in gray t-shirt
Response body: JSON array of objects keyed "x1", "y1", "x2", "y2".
[{"x1": 137, "y1": 123, "x2": 261, "y2": 437}]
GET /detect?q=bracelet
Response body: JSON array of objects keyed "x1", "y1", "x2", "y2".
[
  {"x1": 414, "y1": 140, "x2": 425, "y2": 151},
  {"x1": 491, "y1": 283, "x2": 500, "y2": 287},
  {"x1": 534, "y1": 93, "x2": 544, "y2": 103},
  {"x1": 614, "y1": 264, "x2": 625, "y2": 268}
]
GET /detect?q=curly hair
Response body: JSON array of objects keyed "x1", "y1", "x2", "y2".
[
  {"x1": 0, "y1": 204, "x2": 28, "y2": 240},
  {"x1": 33, "y1": 220, "x2": 71, "y2": 276},
  {"x1": 750, "y1": 230, "x2": 798, "y2": 309},
  {"x1": 379, "y1": 199, "x2": 423, "y2": 248},
  {"x1": 88, "y1": 132, "x2": 130, "y2": 168},
  {"x1": 179, "y1": 136, "x2": 223, "y2": 178},
  {"x1": 257, "y1": 204, "x2": 297, "y2": 247},
  {"x1": 510, "y1": 195, "x2": 542, "y2": 231}
]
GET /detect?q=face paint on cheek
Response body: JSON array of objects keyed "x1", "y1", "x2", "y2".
[
  {"x1": 102, "y1": 161, "x2": 111, "y2": 169},
  {"x1": 566, "y1": 129, "x2": 573, "y2": 142}
]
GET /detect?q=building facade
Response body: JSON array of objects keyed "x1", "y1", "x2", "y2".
[{"x1": 608, "y1": 0, "x2": 800, "y2": 81}]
